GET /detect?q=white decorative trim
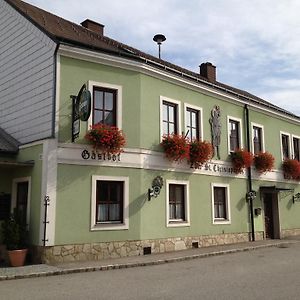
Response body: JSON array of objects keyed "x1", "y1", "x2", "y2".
[
  {"x1": 58, "y1": 45, "x2": 300, "y2": 126},
  {"x1": 160, "y1": 96, "x2": 182, "y2": 140},
  {"x1": 87, "y1": 80, "x2": 123, "y2": 129},
  {"x1": 251, "y1": 122, "x2": 265, "y2": 153},
  {"x1": 291, "y1": 134, "x2": 300, "y2": 160},
  {"x1": 56, "y1": 143, "x2": 300, "y2": 184},
  {"x1": 280, "y1": 131, "x2": 291, "y2": 160},
  {"x1": 166, "y1": 180, "x2": 190, "y2": 227},
  {"x1": 211, "y1": 183, "x2": 231, "y2": 225},
  {"x1": 11, "y1": 177, "x2": 31, "y2": 227},
  {"x1": 40, "y1": 139, "x2": 58, "y2": 246},
  {"x1": 184, "y1": 103, "x2": 203, "y2": 140},
  {"x1": 227, "y1": 116, "x2": 243, "y2": 154},
  {"x1": 91, "y1": 175, "x2": 129, "y2": 231}
]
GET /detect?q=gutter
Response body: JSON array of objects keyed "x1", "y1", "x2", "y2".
[{"x1": 245, "y1": 104, "x2": 255, "y2": 242}]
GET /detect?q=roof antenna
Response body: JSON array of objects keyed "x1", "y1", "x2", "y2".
[{"x1": 153, "y1": 34, "x2": 166, "y2": 59}]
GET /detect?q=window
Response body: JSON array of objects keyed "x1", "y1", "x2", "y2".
[
  {"x1": 281, "y1": 133, "x2": 290, "y2": 160},
  {"x1": 252, "y1": 125, "x2": 264, "y2": 154},
  {"x1": 93, "y1": 87, "x2": 116, "y2": 126},
  {"x1": 211, "y1": 183, "x2": 230, "y2": 224},
  {"x1": 228, "y1": 118, "x2": 242, "y2": 153},
  {"x1": 185, "y1": 105, "x2": 202, "y2": 141},
  {"x1": 166, "y1": 180, "x2": 190, "y2": 227},
  {"x1": 88, "y1": 81, "x2": 122, "y2": 129},
  {"x1": 91, "y1": 176, "x2": 129, "y2": 231},
  {"x1": 162, "y1": 101, "x2": 178, "y2": 135},
  {"x1": 96, "y1": 181, "x2": 123, "y2": 223},
  {"x1": 293, "y1": 136, "x2": 300, "y2": 161}
]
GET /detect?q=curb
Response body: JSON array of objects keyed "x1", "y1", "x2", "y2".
[{"x1": 0, "y1": 240, "x2": 297, "y2": 281}]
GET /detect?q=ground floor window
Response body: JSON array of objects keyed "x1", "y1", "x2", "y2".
[
  {"x1": 166, "y1": 180, "x2": 190, "y2": 227},
  {"x1": 211, "y1": 183, "x2": 231, "y2": 224},
  {"x1": 91, "y1": 176, "x2": 129, "y2": 231}
]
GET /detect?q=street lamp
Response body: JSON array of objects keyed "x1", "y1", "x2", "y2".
[{"x1": 153, "y1": 34, "x2": 166, "y2": 59}]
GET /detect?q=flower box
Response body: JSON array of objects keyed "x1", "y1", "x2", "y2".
[
  {"x1": 188, "y1": 140, "x2": 213, "y2": 168},
  {"x1": 282, "y1": 159, "x2": 300, "y2": 180},
  {"x1": 85, "y1": 124, "x2": 126, "y2": 155},
  {"x1": 231, "y1": 149, "x2": 253, "y2": 174},
  {"x1": 254, "y1": 151, "x2": 275, "y2": 174},
  {"x1": 160, "y1": 134, "x2": 190, "y2": 162}
]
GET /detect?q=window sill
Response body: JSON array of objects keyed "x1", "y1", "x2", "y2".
[
  {"x1": 167, "y1": 220, "x2": 190, "y2": 228},
  {"x1": 213, "y1": 219, "x2": 231, "y2": 225},
  {"x1": 91, "y1": 222, "x2": 129, "y2": 231}
]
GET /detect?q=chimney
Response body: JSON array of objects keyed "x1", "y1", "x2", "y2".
[
  {"x1": 200, "y1": 62, "x2": 216, "y2": 82},
  {"x1": 81, "y1": 19, "x2": 104, "y2": 35}
]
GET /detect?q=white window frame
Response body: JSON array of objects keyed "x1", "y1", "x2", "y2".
[
  {"x1": 11, "y1": 177, "x2": 31, "y2": 227},
  {"x1": 166, "y1": 180, "x2": 190, "y2": 227},
  {"x1": 227, "y1": 116, "x2": 243, "y2": 154},
  {"x1": 91, "y1": 175, "x2": 129, "y2": 231},
  {"x1": 87, "y1": 80, "x2": 123, "y2": 129},
  {"x1": 184, "y1": 103, "x2": 203, "y2": 141},
  {"x1": 251, "y1": 123, "x2": 265, "y2": 153},
  {"x1": 280, "y1": 131, "x2": 291, "y2": 160},
  {"x1": 160, "y1": 96, "x2": 181, "y2": 141},
  {"x1": 211, "y1": 183, "x2": 231, "y2": 225},
  {"x1": 292, "y1": 134, "x2": 300, "y2": 160}
]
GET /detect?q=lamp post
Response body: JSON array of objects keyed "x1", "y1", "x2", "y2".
[{"x1": 153, "y1": 34, "x2": 166, "y2": 59}]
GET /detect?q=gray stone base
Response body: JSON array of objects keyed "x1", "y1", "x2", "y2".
[
  {"x1": 40, "y1": 232, "x2": 264, "y2": 264},
  {"x1": 281, "y1": 228, "x2": 300, "y2": 238}
]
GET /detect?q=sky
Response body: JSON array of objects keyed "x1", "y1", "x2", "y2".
[{"x1": 26, "y1": 0, "x2": 300, "y2": 116}]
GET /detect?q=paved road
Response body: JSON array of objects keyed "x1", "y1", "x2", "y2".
[{"x1": 1, "y1": 242, "x2": 300, "y2": 300}]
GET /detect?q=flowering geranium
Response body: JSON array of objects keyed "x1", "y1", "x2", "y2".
[
  {"x1": 85, "y1": 123, "x2": 126, "y2": 154},
  {"x1": 254, "y1": 151, "x2": 275, "y2": 174},
  {"x1": 160, "y1": 134, "x2": 190, "y2": 162},
  {"x1": 188, "y1": 140, "x2": 213, "y2": 169},
  {"x1": 282, "y1": 159, "x2": 300, "y2": 180},
  {"x1": 231, "y1": 149, "x2": 254, "y2": 174}
]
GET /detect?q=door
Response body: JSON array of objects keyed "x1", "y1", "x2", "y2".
[
  {"x1": 263, "y1": 192, "x2": 280, "y2": 239},
  {"x1": 16, "y1": 182, "x2": 29, "y2": 225}
]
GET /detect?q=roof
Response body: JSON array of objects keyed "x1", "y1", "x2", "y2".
[
  {"x1": 0, "y1": 128, "x2": 20, "y2": 154},
  {"x1": 5, "y1": 0, "x2": 300, "y2": 120}
]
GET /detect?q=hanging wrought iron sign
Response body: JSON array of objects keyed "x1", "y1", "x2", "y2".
[{"x1": 76, "y1": 84, "x2": 91, "y2": 121}]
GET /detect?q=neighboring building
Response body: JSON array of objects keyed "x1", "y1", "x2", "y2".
[{"x1": 1, "y1": 0, "x2": 300, "y2": 263}]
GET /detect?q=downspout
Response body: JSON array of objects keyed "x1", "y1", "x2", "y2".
[{"x1": 245, "y1": 104, "x2": 255, "y2": 241}]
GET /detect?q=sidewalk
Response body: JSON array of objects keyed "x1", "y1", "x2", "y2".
[{"x1": 0, "y1": 238, "x2": 299, "y2": 281}]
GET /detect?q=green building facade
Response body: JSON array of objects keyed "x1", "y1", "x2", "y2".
[{"x1": 1, "y1": 0, "x2": 300, "y2": 263}]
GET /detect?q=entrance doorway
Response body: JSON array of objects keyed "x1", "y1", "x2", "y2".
[
  {"x1": 263, "y1": 192, "x2": 280, "y2": 239},
  {"x1": 16, "y1": 182, "x2": 29, "y2": 225}
]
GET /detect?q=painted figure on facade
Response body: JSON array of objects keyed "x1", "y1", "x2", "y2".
[{"x1": 210, "y1": 105, "x2": 221, "y2": 159}]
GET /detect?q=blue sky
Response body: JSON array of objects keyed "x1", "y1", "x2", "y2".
[{"x1": 26, "y1": 0, "x2": 300, "y2": 116}]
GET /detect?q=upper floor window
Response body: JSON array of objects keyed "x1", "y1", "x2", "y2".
[
  {"x1": 88, "y1": 81, "x2": 123, "y2": 130},
  {"x1": 93, "y1": 87, "x2": 117, "y2": 126},
  {"x1": 252, "y1": 125, "x2": 264, "y2": 154},
  {"x1": 185, "y1": 105, "x2": 202, "y2": 141},
  {"x1": 293, "y1": 136, "x2": 300, "y2": 161},
  {"x1": 162, "y1": 101, "x2": 177, "y2": 135},
  {"x1": 281, "y1": 133, "x2": 290, "y2": 160},
  {"x1": 228, "y1": 117, "x2": 242, "y2": 153}
]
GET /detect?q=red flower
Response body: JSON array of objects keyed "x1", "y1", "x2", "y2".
[
  {"x1": 282, "y1": 159, "x2": 300, "y2": 180},
  {"x1": 188, "y1": 140, "x2": 213, "y2": 169},
  {"x1": 254, "y1": 152, "x2": 275, "y2": 174},
  {"x1": 161, "y1": 134, "x2": 190, "y2": 162},
  {"x1": 231, "y1": 149, "x2": 254, "y2": 174},
  {"x1": 85, "y1": 124, "x2": 126, "y2": 155}
]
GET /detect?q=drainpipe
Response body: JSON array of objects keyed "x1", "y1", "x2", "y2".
[{"x1": 245, "y1": 104, "x2": 255, "y2": 241}]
